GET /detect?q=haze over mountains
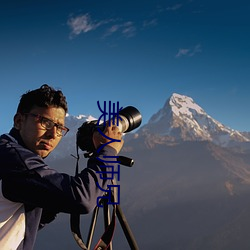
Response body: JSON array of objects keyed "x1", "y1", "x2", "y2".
[{"x1": 35, "y1": 93, "x2": 250, "y2": 250}]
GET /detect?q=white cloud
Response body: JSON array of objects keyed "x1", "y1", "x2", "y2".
[
  {"x1": 143, "y1": 19, "x2": 158, "y2": 28},
  {"x1": 121, "y1": 22, "x2": 136, "y2": 37},
  {"x1": 189, "y1": 44, "x2": 202, "y2": 56},
  {"x1": 67, "y1": 13, "x2": 137, "y2": 39},
  {"x1": 175, "y1": 48, "x2": 190, "y2": 58},
  {"x1": 166, "y1": 4, "x2": 183, "y2": 11},
  {"x1": 103, "y1": 21, "x2": 136, "y2": 38},
  {"x1": 67, "y1": 13, "x2": 110, "y2": 39},
  {"x1": 175, "y1": 44, "x2": 202, "y2": 58}
]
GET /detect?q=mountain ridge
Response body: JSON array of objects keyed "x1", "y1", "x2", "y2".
[
  {"x1": 49, "y1": 92, "x2": 250, "y2": 159},
  {"x1": 138, "y1": 93, "x2": 249, "y2": 147}
]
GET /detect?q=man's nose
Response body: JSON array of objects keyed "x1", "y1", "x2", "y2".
[{"x1": 46, "y1": 126, "x2": 57, "y2": 138}]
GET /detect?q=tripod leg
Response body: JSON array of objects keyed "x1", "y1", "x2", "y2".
[
  {"x1": 103, "y1": 200, "x2": 113, "y2": 250},
  {"x1": 116, "y1": 204, "x2": 139, "y2": 250},
  {"x1": 86, "y1": 205, "x2": 100, "y2": 249}
]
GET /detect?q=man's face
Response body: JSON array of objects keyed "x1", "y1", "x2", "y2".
[{"x1": 15, "y1": 106, "x2": 66, "y2": 158}]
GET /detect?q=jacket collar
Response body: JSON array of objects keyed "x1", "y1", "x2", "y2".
[{"x1": 8, "y1": 127, "x2": 26, "y2": 147}]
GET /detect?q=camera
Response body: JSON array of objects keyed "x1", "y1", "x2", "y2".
[{"x1": 76, "y1": 106, "x2": 142, "y2": 154}]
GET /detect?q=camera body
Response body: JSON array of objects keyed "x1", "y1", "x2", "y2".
[{"x1": 76, "y1": 106, "x2": 142, "y2": 153}]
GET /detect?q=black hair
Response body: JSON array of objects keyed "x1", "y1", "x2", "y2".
[{"x1": 16, "y1": 84, "x2": 68, "y2": 114}]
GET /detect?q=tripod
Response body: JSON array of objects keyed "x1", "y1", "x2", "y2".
[
  {"x1": 70, "y1": 178, "x2": 139, "y2": 250},
  {"x1": 71, "y1": 143, "x2": 139, "y2": 250}
]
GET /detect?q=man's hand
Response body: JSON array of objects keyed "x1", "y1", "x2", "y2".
[{"x1": 92, "y1": 124, "x2": 124, "y2": 154}]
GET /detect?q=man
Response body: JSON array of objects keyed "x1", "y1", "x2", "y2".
[{"x1": 0, "y1": 84, "x2": 123, "y2": 250}]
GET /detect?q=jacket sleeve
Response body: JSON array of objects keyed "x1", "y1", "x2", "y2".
[{"x1": 1, "y1": 140, "x2": 118, "y2": 214}]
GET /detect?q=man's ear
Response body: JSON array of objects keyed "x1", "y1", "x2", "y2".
[{"x1": 14, "y1": 113, "x2": 24, "y2": 130}]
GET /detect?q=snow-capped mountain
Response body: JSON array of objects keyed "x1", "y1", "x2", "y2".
[
  {"x1": 48, "y1": 92, "x2": 250, "y2": 160},
  {"x1": 139, "y1": 93, "x2": 250, "y2": 147},
  {"x1": 41, "y1": 93, "x2": 250, "y2": 250}
]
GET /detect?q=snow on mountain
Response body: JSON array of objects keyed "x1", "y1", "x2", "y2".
[
  {"x1": 47, "y1": 114, "x2": 98, "y2": 160},
  {"x1": 65, "y1": 113, "x2": 97, "y2": 133},
  {"x1": 139, "y1": 93, "x2": 250, "y2": 147}
]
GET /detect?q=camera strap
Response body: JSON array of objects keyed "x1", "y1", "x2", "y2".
[{"x1": 70, "y1": 213, "x2": 88, "y2": 250}]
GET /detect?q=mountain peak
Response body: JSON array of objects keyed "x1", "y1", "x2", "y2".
[
  {"x1": 139, "y1": 93, "x2": 250, "y2": 146},
  {"x1": 169, "y1": 93, "x2": 205, "y2": 117}
]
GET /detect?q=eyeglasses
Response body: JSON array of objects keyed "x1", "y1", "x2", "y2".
[{"x1": 24, "y1": 113, "x2": 69, "y2": 137}]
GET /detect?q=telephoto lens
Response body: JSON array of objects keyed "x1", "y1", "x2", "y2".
[
  {"x1": 77, "y1": 106, "x2": 142, "y2": 153},
  {"x1": 111, "y1": 106, "x2": 142, "y2": 133}
]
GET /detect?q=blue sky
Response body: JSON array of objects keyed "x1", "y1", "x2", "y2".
[{"x1": 0, "y1": 0, "x2": 250, "y2": 135}]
